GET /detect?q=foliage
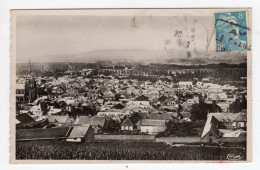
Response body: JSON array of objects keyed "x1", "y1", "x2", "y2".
[
  {"x1": 16, "y1": 140, "x2": 246, "y2": 160},
  {"x1": 161, "y1": 121, "x2": 205, "y2": 137},
  {"x1": 104, "y1": 119, "x2": 121, "y2": 132},
  {"x1": 190, "y1": 101, "x2": 222, "y2": 121},
  {"x1": 229, "y1": 95, "x2": 247, "y2": 113}
]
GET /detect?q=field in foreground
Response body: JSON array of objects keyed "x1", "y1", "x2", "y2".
[{"x1": 16, "y1": 140, "x2": 246, "y2": 160}]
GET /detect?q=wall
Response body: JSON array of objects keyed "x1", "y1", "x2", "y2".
[
  {"x1": 156, "y1": 136, "x2": 202, "y2": 143},
  {"x1": 95, "y1": 134, "x2": 155, "y2": 141},
  {"x1": 156, "y1": 135, "x2": 247, "y2": 144},
  {"x1": 201, "y1": 133, "x2": 246, "y2": 143},
  {"x1": 140, "y1": 126, "x2": 166, "y2": 134},
  {"x1": 16, "y1": 127, "x2": 70, "y2": 140},
  {"x1": 219, "y1": 137, "x2": 246, "y2": 143},
  {"x1": 85, "y1": 127, "x2": 95, "y2": 142}
]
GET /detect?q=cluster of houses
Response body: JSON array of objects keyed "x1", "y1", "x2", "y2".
[{"x1": 15, "y1": 73, "x2": 247, "y2": 143}]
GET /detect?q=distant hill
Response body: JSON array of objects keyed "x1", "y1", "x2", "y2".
[{"x1": 17, "y1": 49, "x2": 247, "y2": 64}]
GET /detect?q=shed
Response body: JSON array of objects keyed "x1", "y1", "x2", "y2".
[{"x1": 66, "y1": 125, "x2": 94, "y2": 143}]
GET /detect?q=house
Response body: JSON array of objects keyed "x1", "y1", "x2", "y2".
[
  {"x1": 65, "y1": 101, "x2": 81, "y2": 112},
  {"x1": 164, "y1": 97, "x2": 177, "y2": 106},
  {"x1": 200, "y1": 115, "x2": 220, "y2": 143},
  {"x1": 146, "y1": 113, "x2": 173, "y2": 121},
  {"x1": 127, "y1": 95, "x2": 151, "y2": 109},
  {"x1": 111, "y1": 103, "x2": 125, "y2": 110},
  {"x1": 16, "y1": 113, "x2": 36, "y2": 128},
  {"x1": 48, "y1": 115, "x2": 73, "y2": 127},
  {"x1": 66, "y1": 125, "x2": 95, "y2": 143},
  {"x1": 153, "y1": 95, "x2": 168, "y2": 106},
  {"x1": 160, "y1": 105, "x2": 178, "y2": 112},
  {"x1": 97, "y1": 108, "x2": 131, "y2": 118},
  {"x1": 217, "y1": 102, "x2": 230, "y2": 112},
  {"x1": 179, "y1": 111, "x2": 191, "y2": 122},
  {"x1": 16, "y1": 83, "x2": 25, "y2": 102},
  {"x1": 103, "y1": 90, "x2": 115, "y2": 100},
  {"x1": 209, "y1": 112, "x2": 247, "y2": 129},
  {"x1": 207, "y1": 93, "x2": 218, "y2": 101},
  {"x1": 178, "y1": 81, "x2": 193, "y2": 87},
  {"x1": 66, "y1": 89, "x2": 78, "y2": 97},
  {"x1": 96, "y1": 99, "x2": 105, "y2": 105},
  {"x1": 70, "y1": 102, "x2": 81, "y2": 108},
  {"x1": 30, "y1": 102, "x2": 48, "y2": 116},
  {"x1": 121, "y1": 118, "x2": 134, "y2": 131},
  {"x1": 81, "y1": 69, "x2": 92, "y2": 76},
  {"x1": 218, "y1": 93, "x2": 228, "y2": 100},
  {"x1": 201, "y1": 113, "x2": 247, "y2": 143},
  {"x1": 138, "y1": 119, "x2": 166, "y2": 134},
  {"x1": 73, "y1": 116, "x2": 107, "y2": 133},
  {"x1": 64, "y1": 97, "x2": 76, "y2": 105},
  {"x1": 135, "y1": 95, "x2": 149, "y2": 101},
  {"x1": 219, "y1": 129, "x2": 246, "y2": 138},
  {"x1": 47, "y1": 106, "x2": 62, "y2": 115},
  {"x1": 144, "y1": 90, "x2": 160, "y2": 100},
  {"x1": 186, "y1": 98, "x2": 197, "y2": 104},
  {"x1": 86, "y1": 89, "x2": 98, "y2": 100}
]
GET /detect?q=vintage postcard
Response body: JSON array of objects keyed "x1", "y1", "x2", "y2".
[{"x1": 10, "y1": 8, "x2": 252, "y2": 163}]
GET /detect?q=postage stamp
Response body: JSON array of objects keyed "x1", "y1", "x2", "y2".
[{"x1": 215, "y1": 11, "x2": 248, "y2": 52}]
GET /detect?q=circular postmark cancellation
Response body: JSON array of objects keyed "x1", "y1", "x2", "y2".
[
  {"x1": 163, "y1": 15, "x2": 207, "y2": 59},
  {"x1": 215, "y1": 11, "x2": 249, "y2": 52}
]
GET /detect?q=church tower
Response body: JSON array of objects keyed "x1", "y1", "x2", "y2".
[{"x1": 24, "y1": 59, "x2": 37, "y2": 103}]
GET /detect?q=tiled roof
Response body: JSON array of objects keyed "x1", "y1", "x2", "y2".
[
  {"x1": 134, "y1": 95, "x2": 149, "y2": 101},
  {"x1": 146, "y1": 113, "x2": 173, "y2": 120},
  {"x1": 201, "y1": 115, "x2": 219, "y2": 138},
  {"x1": 112, "y1": 103, "x2": 125, "y2": 109},
  {"x1": 71, "y1": 102, "x2": 80, "y2": 107},
  {"x1": 16, "y1": 113, "x2": 35, "y2": 125},
  {"x1": 180, "y1": 112, "x2": 191, "y2": 119},
  {"x1": 48, "y1": 115, "x2": 70, "y2": 124},
  {"x1": 74, "y1": 116, "x2": 106, "y2": 127},
  {"x1": 209, "y1": 113, "x2": 245, "y2": 122},
  {"x1": 121, "y1": 119, "x2": 134, "y2": 127},
  {"x1": 138, "y1": 113, "x2": 148, "y2": 119},
  {"x1": 141, "y1": 119, "x2": 166, "y2": 126},
  {"x1": 68, "y1": 126, "x2": 90, "y2": 138},
  {"x1": 157, "y1": 95, "x2": 168, "y2": 103}
]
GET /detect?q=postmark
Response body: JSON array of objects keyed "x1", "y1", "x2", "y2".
[
  {"x1": 163, "y1": 15, "x2": 206, "y2": 59},
  {"x1": 215, "y1": 11, "x2": 248, "y2": 52}
]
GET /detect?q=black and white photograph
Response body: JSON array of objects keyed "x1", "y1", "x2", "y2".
[{"x1": 10, "y1": 9, "x2": 252, "y2": 163}]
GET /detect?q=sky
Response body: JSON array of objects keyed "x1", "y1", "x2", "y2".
[{"x1": 16, "y1": 15, "x2": 216, "y2": 63}]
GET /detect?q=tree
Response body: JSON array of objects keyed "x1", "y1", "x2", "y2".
[
  {"x1": 190, "y1": 101, "x2": 222, "y2": 121},
  {"x1": 229, "y1": 95, "x2": 247, "y2": 113},
  {"x1": 81, "y1": 106, "x2": 97, "y2": 116},
  {"x1": 105, "y1": 119, "x2": 121, "y2": 132},
  {"x1": 69, "y1": 108, "x2": 81, "y2": 119}
]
